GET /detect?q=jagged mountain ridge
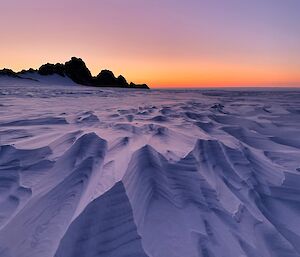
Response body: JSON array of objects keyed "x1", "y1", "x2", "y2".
[{"x1": 0, "y1": 57, "x2": 149, "y2": 89}]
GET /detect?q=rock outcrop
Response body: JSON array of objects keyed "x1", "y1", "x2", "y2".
[
  {"x1": 39, "y1": 63, "x2": 65, "y2": 77},
  {"x1": 64, "y1": 57, "x2": 93, "y2": 85},
  {"x1": 94, "y1": 70, "x2": 129, "y2": 87},
  {"x1": 129, "y1": 82, "x2": 149, "y2": 89},
  {"x1": 0, "y1": 68, "x2": 20, "y2": 78},
  {"x1": 0, "y1": 57, "x2": 149, "y2": 89}
]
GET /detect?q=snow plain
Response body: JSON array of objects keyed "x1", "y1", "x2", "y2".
[{"x1": 0, "y1": 84, "x2": 300, "y2": 257}]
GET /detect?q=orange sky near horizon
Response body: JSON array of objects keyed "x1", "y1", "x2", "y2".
[{"x1": 1, "y1": 0, "x2": 299, "y2": 88}]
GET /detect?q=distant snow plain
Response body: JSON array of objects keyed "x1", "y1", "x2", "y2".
[{"x1": 1, "y1": 80, "x2": 300, "y2": 257}]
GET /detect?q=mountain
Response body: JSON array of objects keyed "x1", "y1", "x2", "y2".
[{"x1": 0, "y1": 57, "x2": 149, "y2": 89}]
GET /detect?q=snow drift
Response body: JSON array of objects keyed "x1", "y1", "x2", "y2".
[{"x1": 0, "y1": 85, "x2": 300, "y2": 257}]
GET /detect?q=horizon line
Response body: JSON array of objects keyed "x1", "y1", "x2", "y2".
[{"x1": 152, "y1": 85, "x2": 300, "y2": 89}]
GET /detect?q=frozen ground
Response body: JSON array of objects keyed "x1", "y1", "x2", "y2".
[{"x1": 0, "y1": 85, "x2": 300, "y2": 257}]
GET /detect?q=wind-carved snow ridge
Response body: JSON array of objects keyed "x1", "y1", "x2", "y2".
[
  {"x1": 0, "y1": 145, "x2": 51, "y2": 229},
  {"x1": 54, "y1": 182, "x2": 148, "y2": 257},
  {"x1": 0, "y1": 133, "x2": 107, "y2": 257},
  {"x1": 1, "y1": 86, "x2": 300, "y2": 257},
  {"x1": 122, "y1": 140, "x2": 300, "y2": 257}
]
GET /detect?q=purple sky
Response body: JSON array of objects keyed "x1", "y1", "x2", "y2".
[{"x1": 1, "y1": 0, "x2": 299, "y2": 87}]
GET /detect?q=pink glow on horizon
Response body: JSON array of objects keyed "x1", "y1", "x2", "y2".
[{"x1": 1, "y1": 0, "x2": 299, "y2": 87}]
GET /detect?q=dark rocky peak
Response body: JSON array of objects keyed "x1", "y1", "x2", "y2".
[
  {"x1": 0, "y1": 57, "x2": 149, "y2": 89},
  {"x1": 94, "y1": 70, "x2": 129, "y2": 87},
  {"x1": 64, "y1": 57, "x2": 92, "y2": 85},
  {"x1": 130, "y1": 82, "x2": 149, "y2": 89},
  {"x1": 116, "y1": 75, "x2": 128, "y2": 86},
  {"x1": 0, "y1": 68, "x2": 37, "y2": 82},
  {"x1": 0, "y1": 68, "x2": 19, "y2": 77},
  {"x1": 95, "y1": 69, "x2": 117, "y2": 86},
  {"x1": 38, "y1": 63, "x2": 65, "y2": 77},
  {"x1": 19, "y1": 68, "x2": 36, "y2": 74}
]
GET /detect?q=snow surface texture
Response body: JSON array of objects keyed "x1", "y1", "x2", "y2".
[{"x1": 0, "y1": 85, "x2": 300, "y2": 257}]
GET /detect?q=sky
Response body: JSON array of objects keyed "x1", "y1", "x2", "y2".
[{"x1": 0, "y1": 0, "x2": 299, "y2": 88}]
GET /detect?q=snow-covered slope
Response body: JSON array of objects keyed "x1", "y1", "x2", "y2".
[
  {"x1": 0, "y1": 85, "x2": 300, "y2": 257},
  {"x1": 0, "y1": 72, "x2": 78, "y2": 87}
]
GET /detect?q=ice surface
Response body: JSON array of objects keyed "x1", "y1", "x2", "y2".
[{"x1": 0, "y1": 84, "x2": 300, "y2": 257}]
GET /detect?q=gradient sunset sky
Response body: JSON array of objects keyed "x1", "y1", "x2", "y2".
[{"x1": 1, "y1": 0, "x2": 299, "y2": 88}]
